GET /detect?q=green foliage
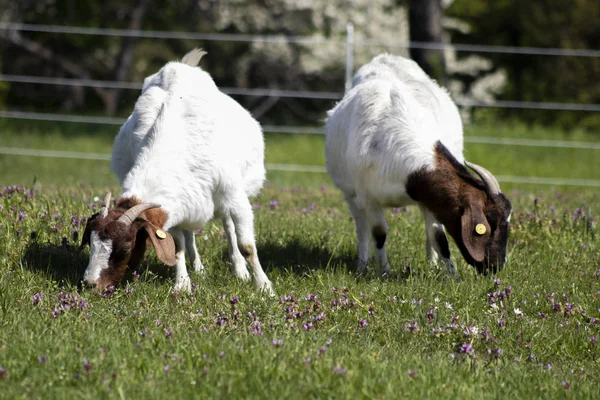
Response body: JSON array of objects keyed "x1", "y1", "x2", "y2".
[
  {"x1": 0, "y1": 120, "x2": 599, "y2": 397},
  {"x1": 0, "y1": 178, "x2": 598, "y2": 398},
  {"x1": 447, "y1": 0, "x2": 600, "y2": 130}
]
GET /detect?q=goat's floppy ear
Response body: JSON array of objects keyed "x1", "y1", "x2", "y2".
[
  {"x1": 78, "y1": 213, "x2": 99, "y2": 253},
  {"x1": 460, "y1": 204, "x2": 491, "y2": 263},
  {"x1": 143, "y1": 223, "x2": 177, "y2": 266}
]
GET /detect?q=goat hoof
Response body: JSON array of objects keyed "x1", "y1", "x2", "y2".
[{"x1": 174, "y1": 278, "x2": 192, "y2": 293}]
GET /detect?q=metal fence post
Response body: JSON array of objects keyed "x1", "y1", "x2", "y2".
[{"x1": 345, "y1": 23, "x2": 354, "y2": 92}]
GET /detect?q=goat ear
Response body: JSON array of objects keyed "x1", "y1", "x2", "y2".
[
  {"x1": 143, "y1": 223, "x2": 177, "y2": 266},
  {"x1": 460, "y1": 205, "x2": 491, "y2": 263},
  {"x1": 78, "y1": 213, "x2": 99, "y2": 252}
]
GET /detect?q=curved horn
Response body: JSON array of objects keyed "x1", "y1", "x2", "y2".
[
  {"x1": 117, "y1": 203, "x2": 161, "y2": 227},
  {"x1": 465, "y1": 161, "x2": 501, "y2": 195},
  {"x1": 99, "y1": 192, "x2": 112, "y2": 218}
]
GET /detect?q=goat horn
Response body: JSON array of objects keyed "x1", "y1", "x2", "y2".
[
  {"x1": 99, "y1": 192, "x2": 112, "y2": 218},
  {"x1": 117, "y1": 203, "x2": 161, "y2": 227},
  {"x1": 465, "y1": 161, "x2": 501, "y2": 195}
]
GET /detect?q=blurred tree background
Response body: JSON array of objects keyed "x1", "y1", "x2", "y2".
[{"x1": 0, "y1": 0, "x2": 597, "y2": 130}]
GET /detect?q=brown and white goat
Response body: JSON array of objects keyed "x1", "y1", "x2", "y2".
[
  {"x1": 79, "y1": 49, "x2": 272, "y2": 293},
  {"x1": 325, "y1": 53, "x2": 512, "y2": 277}
]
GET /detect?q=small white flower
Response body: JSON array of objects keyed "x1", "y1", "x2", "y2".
[
  {"x1": 445, "y1": 301, "x2": 453, "y2": 310},
  {"x1": 93, "y1": 196, "x2": 100, "y2": 202},
  {"x1": 514, "y1": 308, "x2": 523, "y2": 316}
]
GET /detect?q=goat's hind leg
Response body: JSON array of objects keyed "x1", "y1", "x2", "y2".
[
  {"x1": 229, "y1": 194, "x2": 273, "y2": 294},
  {"x1": 222, "y1": 215, "x2": 250, "y2": 280},
  {"x1": 184, "y1": 230, "x2": 204, "y2": 273},
  {"x1": 345, "y1": 194, "x2": 371, "y2": 274},
  {"x1": 366, "y1": 203, "x2": 390, "y2": 277}
]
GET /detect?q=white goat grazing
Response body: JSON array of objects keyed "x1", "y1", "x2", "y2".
[
  {"x1": 80, "y1": 49, "x2": 273, "y2": 294},
  {"x1": 325, "y1": 54, "x2": 512, "y2": 277}
]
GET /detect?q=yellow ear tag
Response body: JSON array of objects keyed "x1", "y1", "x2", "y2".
[
  {"x1": 156, "y1": 229, "x2": 167, "y2": 239},
  {"x1": 475, "y1": 224, "x2": 487, "y2": 235}
]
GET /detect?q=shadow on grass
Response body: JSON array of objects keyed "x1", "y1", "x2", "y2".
[
  {"x1": 252, "y1": 238, "x2": 355, "y2": 276},
  {"x1": 23, "y1": 241, "x2": 89, "y2": 287},
  {"x1": 22, "y1": 240, "x2": 173, "y2": 288},
  {"x1": 252, "y1": 238, "x2": 414, "y2": 282}
]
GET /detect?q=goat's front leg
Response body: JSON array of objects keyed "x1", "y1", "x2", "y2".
[
  {"x1": 171, "y1": 228, "x2": 192, "y2": 292},
  {"x1": 184, "y1": 230, "x2": 204, "y2": 273},
  {"x1": 420, "y1": 206, "x2": 458, "y2": 280}
]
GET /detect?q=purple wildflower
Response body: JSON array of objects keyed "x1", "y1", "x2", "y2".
[
  {"x1": 0, "y1": 366, "x2": 6, "y2": 378},
  {"x1": 18, "y1": 211, "x2": 26, "y2": 222},
  {"x1": 38, "y1": 355, "x2": 47, "y2": 364},
  {"x1": 31, "y1": 293, "x2": 43, "y2": 305},
  {"x1": 358, "y1": 319, "x2": 369, "y2": 328},
  {"x1": 163, "y1": 364, "x2": 169, "y2": 374},
  {"x1": 332, "y1": 365, "x2": 347, "y2": 375},
  {"x1": 493, "y1": 278, "x2": 501, "y2": 287},
  {"x1": 460, "y1": 343, "x2": 475, "y2": 356},
  {"x1": 218, "y1": 351, "x2": 226, "y2": 359},
  {"x1": 155, "y1": 318, "x2": 161, "y2": 326},
  {"x1": 269, "y1": 200, "x2": 279, "y2": 209},
  {"x1": 164, "y1": 328, "x2": 173, "y2": 339},
  {"x1": 303, "y1": 322, "x2": 314, "y2": 331},
  {"x1": 303, "y1": 358, "x2": 312, "y2": 365},
  {"x1": 83, "y1": 359, "x2": 92, "y2": 373},
  {"x1": 230, "y1": 296, "x2": 239, "y2": 305},
  {"x1": 249, "y1": 321, "x2": 263, "y2": 336},
  {"x1": 562, "y1": 381, "x2": 570, "y2": 389},
  {"x1": 488, "y1": 348, "x2": 501, "y2": 359},
  {"x1": 407, "y1": 369, "x2": 418, "y2": 378},
  {"x1": 591, "y1": 336, "x2": 597, "y2": 345},
  {"x1": 405, "y1": 321, "x2": 420, "y2": 332},
  {"x1": 132, "y1": 271, "x2": 140, "y2": 280},
  {"x1": 272, "y1": 338, "x2": 283, "y2": 347}
]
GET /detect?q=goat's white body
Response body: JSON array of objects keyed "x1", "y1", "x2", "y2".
[
  {"x1": 112, "y1": 61, "x2": 264, "y2": 230},
  {"x1": 110, "y1": 51, "x2": 271, "y2": 293},
  {"x1": 326, "y1": 54, "x2": 464, "y2": 208},
  {"x1": 325, "y1": 54, "x2": 465, "y2": 276}
]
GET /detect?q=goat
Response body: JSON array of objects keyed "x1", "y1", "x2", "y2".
[
  {"x1": 325, "y1": 53, "x2": 512, "y2": 278},
  {"x1": 79, "y1": 49, "x2": 273, "y2": 294}
]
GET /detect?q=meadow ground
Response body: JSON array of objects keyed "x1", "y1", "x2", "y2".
[{"x1": 0, "y1": 121, "x2": 598, "y2": 399}]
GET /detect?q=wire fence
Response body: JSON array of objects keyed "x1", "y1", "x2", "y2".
[
  {"x1": 2, "y1": 22, "x2": 600, "y2": 57},
  {"x1": 0, "y1": 23, "x2": 598, "y2": 187},
  {"x1": 2, "y1": 146, "x2": 599, "y2": 187}
]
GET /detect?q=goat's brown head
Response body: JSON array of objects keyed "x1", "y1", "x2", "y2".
[
  {"x1": 79, "y1": 193, "x2": 177, "y2": 291},
  {"x1": 457, "y1": 160, "x2": 512, "y2": 274},
  {"x1": 407, "y1": 142, "x2": 512, "y2": 275}
]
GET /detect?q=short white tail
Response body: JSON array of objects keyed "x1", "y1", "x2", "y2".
[{"x1": 181, "y1": 48, "x2": 207, "y2": 67}]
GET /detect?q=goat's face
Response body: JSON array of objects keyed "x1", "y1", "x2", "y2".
[
  {"x1": 79, "y1": 193, "x2": 176, "y2": 291},
  {"x1": 458, "y1": 190, "x2": 512, "y2": 275}
]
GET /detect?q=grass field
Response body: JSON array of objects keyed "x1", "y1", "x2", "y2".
[{"x1": 0, "y1": 120, "x2": 599, "y2": 398}]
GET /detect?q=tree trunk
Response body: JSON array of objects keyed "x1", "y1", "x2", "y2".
[
  {"x1": 409, "y1": 0, "x2": 446, "y2": 82},
  {"x1": 106, "y1": 0, "x2": 151, "y2": 115}
]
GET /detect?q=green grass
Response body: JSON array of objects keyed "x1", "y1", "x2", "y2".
[
  {"x1": 0, "y1": 121, "x2": 599, "y2": 398},
  {"x1": 0, "y1": 120, "x2": 599, "y2": 189}
]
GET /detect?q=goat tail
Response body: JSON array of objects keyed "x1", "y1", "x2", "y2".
[{"x1": 182, "y1": 48, "x2": 207, "y2": 67}]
